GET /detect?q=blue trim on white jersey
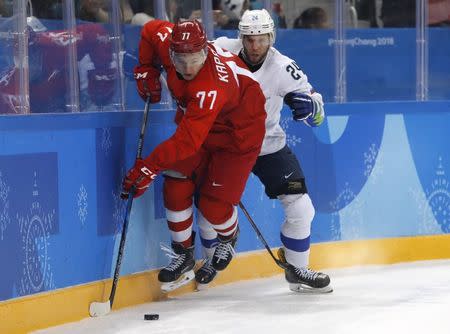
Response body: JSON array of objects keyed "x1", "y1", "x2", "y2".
[{"x1": 280, "y1": 233, "x2": 310, "y2": 252}]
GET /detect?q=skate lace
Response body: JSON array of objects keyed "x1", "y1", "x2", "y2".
[
  {"x1": 215, "y1": 242, "x2": 235, "y2": 262},
  {"x1": 295, "y1": 267, "x2": 319, "y2": 281},
  {"x1": 160, "y1": 243, "x2": 186, "y2": 272},
  {"x1": 200, "y1": 259, "x2": 216, "y2": 274}
]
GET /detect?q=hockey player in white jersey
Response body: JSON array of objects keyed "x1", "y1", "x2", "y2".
[{"x1": 196, "y1": 9, "x2": 332, "y2": 293}]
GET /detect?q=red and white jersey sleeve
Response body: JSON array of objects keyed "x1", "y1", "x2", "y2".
[{"x1": 138, "y1": 20, "x2": 174, "y2": 68}]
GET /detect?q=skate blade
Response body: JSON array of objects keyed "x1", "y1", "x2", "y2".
[
  {"x1": 161, "y1": 270, "x2": 195, "y2": 293},
  {"x1": 195, "y1": 272, "x2": 219, "y2": 291},
  {"x1": 289, "y1": 283, "x2": 333, "y2": 294},
  {"x1": 195, "y1": 277, "x2": 217, "y2": 291},
  {"x1": 195, "y1": 282, "x2": 210, "y2": 291}
]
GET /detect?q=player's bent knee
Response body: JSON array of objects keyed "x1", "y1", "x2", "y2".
[
  {"x1": 279, "y1": 194, "x2": 315, "y2": 223},
  {"x1": 198, "y1": 195, "x2": 234, "y2": 225},
  {"x1": 279, "y1": 194, "x2": 314, "y2": 240},
  {"x1": 163, "y1": 176, "x2": 195, "y2": 211}
]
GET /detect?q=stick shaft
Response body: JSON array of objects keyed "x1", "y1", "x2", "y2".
[
  {"x1": 238, "y1": 201, "x2": 288, "y2": 270},
  {"x1": 109, "y1": 98, "x2": 151, "y2": 307}
]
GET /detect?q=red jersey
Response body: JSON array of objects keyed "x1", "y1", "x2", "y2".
[{"x1": 138, "y1": 20, "x2": 266, "y2": 172}]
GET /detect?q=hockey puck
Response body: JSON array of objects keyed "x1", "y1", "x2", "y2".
[{"x1": 144, "y1": 313, "x2": 159, "y2": 320}]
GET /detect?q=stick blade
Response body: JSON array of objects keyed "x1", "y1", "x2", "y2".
[{"x1": 89, "y1": 301, "x2": 111, "y2": 317}]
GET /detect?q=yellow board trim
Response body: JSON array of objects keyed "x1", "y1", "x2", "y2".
[{"x1": 2, "y1": 234, "x2": 450, "y2": 334}]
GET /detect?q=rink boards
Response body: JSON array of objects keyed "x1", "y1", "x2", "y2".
[{"x1": 1, "y1": 100, "x2": 450, "y2": 333}]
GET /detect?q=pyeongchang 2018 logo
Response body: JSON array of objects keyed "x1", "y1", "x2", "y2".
[
  {"x1": 330, "y1": 182, "x2": 364, "y2": 241},
  {"x1": 328, "y1": 36, "x2": 395, "y2": 47}
]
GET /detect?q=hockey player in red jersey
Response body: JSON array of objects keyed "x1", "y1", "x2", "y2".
[
  {"x1": 0, "y1": 17, "x2": 116, "y2": 114},
  {"x1": 121, "y1": 19, "x2": 266, "y2": 292}
]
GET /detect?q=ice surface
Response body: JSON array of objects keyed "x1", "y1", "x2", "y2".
[{"x1": 33, "y1": 260, "x2": 450, "y2": 334}]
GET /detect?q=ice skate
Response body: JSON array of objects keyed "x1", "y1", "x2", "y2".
[
  {"x1": 195, "y1": 258, "x2": 218, "y2": 290},
  {"x1": 158, "y1": 242, "x2": 195, "y2": 292},
  {"x1": 278, "y1": 248, "x2": 333, "y2": 293},
  {"x1": 212, "y1": 227, "x2": 239, "y2": 271}
]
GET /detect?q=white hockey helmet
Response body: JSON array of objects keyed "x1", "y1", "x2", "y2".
[{"x1": 238, "y1": 9, "x2": 275, "y2": 44}]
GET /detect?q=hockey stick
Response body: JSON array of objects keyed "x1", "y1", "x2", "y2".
[
  {"x1": 238, "y1": 201, "x2": 288, "y2": 270},
  {"x1": 89, "y1": 98, "x2": 151, "y2": 317}
]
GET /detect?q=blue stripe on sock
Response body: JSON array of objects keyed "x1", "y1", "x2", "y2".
[
  {"x1": 280, "y1": 233, "x2": 310, "y2": 253},
  {"x1": 200, "y1": 236, "x2": 219, "y2": 249}
]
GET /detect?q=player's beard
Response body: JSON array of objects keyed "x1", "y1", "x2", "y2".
[{"x1": 242, "y1": 48, "x2": 269, "y2": 66}]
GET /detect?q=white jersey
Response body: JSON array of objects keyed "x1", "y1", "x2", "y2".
[{"x1": 213, "y1": 37, "x2": 324, "y2": 156}]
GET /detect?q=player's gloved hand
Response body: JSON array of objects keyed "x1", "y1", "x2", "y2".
[
  {"x1": 134, "y1": 65, "x2": 161, "y2": 103},
  {"x1": 284, "y1": 92, "x2": 314, "y2": 121},
  {"x1": 87, "y1": 68, "x2": 117, "y2": 106},
  {"x1": 284, "y1": 92, "x2": 324, "y2": 127},
  {"x1": 121, "y1": 159, "x2": 158, "y2": 199}
]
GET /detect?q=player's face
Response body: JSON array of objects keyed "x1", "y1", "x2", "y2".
[
  {"x1": 242, "y1": 34, "x2": 270, "y2": 65},
  {"x1": 171, "y1": 50, "x2": 207, "y2": 80}
]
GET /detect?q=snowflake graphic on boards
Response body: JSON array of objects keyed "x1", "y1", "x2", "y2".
[
  {"x1": 425, "y1": 157, "x2": 449, "y2": 232},
  {"x1": 101, "y1": 128, "x2": 112, "y2": 154},
  {"x1": 363, "y1": 143, "x2": 384, "y2": 184},
  {"x1": 410, "y1": 187, "x2": 443, "y2": 235},
  {"x1": 410, "y1": 156, "x2": 449, "y2": 234},
  {"x1": 77, "y1": 184, "x2": 88, "y2": 226},
  {"x1": 280, "y1": 116, "x2": 302, "y2": 147},
  {"x1": 112, "y1": 178, "x2": 126, "y2": 234},
  {"x1": 329, "y1": 182, "x2": 364, "y2": 241},
  {"x1": 0, "y1": 171, "x2": 11, "y2": 240},
  {"x1": 18, "y1": 172, "x2": 55, "y2": 295}
]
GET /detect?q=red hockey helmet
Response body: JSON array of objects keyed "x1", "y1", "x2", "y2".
[{"x1": 170, "y1": 20, "x2": 207, "y2": 53}]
